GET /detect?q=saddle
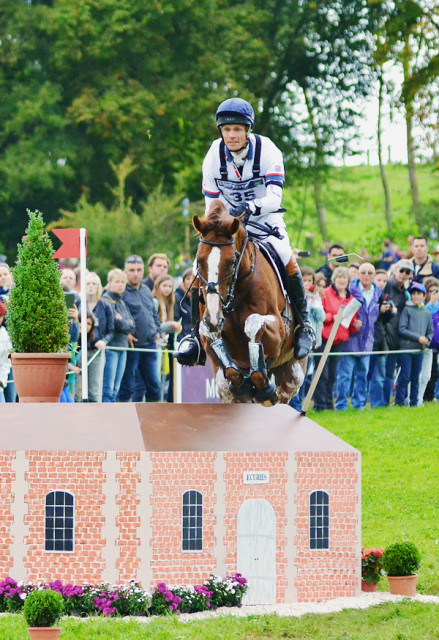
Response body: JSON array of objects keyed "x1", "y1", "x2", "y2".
[{"x1": 256, "y1": 241, "x2": 288, "y2": 299}]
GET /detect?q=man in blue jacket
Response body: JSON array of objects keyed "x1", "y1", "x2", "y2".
[
  {"x1": 335, "y1": 262, "x2": 382, "y2": 410},
  {"x1": 117, "y1": 255, "x2": 162, "y2": 402}
]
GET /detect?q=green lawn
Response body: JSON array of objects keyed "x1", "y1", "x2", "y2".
[{"x1": 1, "y1": 403, "x2": 438, "y2": 638}]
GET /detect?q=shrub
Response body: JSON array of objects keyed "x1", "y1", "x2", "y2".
[
  {"x1": 23, "y1": 589, "x2": 64, "y2": 627},
  {"x1": 382, "y1": 542, "x2": 421, "y2": 577},
  {"x1": 7, "y1": 209, "x2": 69, "y2": 353}
]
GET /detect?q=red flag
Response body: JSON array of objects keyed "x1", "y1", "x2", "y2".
[{"x1": 52, "y1": 229, "x2": 87, "y2": 259}]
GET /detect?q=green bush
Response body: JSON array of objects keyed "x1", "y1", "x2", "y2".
[
  {"x1": 7, "y1": 209, "x2": 69, "y2": 353},
  {"x1": 23, "y1": 589, "x2": 64, "y2": 627},
  {"x1": 382, "y1": 542, "x2": 421, "y2": 577}
]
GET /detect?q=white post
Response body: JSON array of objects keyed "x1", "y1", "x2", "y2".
[
  {"x1": 79, "y1": 228, "x2": 88, "y2": 401},
  {"x1": 301, "y1": 306, "x2": 345, "y2": 415}
]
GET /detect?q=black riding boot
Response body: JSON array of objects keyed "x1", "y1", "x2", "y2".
[
  {"x1": 287, "y1": 272, "x2": 316, "y2": 360},
  {"x1": 175, "y1": 289, "x2": 206, "y2": 366}
]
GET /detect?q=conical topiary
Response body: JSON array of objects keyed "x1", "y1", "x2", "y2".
[{"x1": 7, "y1": 209, "x2": 70, "y2": 353}]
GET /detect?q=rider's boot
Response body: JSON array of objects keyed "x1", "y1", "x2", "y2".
[
  {"x1": 175, "y1": 288, "x2": 206, "y2": 366},
  {"x1": 286, "y1": 258, "x2": 316, "y2": 360}
]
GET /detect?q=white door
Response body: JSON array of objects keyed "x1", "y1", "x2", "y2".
[{"x1": 237, "y1": 499, "x2": 276, "y2": 604}]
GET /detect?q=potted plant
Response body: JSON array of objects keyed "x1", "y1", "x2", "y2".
[
  {"x1": 382, "y1": 541, "x2": 421, "y2": 596},
  {"x1": 361, "y1": 546, "x2": 384, "y2": 592},
  {"x1": 7, "y1": 210, "x2": 70, "y2": 402},
  {"x1": 23, "y1": 588, "x2": 64, "y2": 639}
]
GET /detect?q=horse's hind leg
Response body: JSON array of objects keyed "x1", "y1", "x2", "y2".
[{"x1": 248, "y1": 341, "x2": 278, "y2": 405}]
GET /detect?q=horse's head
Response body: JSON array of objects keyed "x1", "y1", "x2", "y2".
[{"x1": 193, "y1": 200, "x2": 241, "y2": 335}]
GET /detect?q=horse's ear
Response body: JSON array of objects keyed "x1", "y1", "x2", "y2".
[
  {"x1": 229, "y1": 218, "x2": 240, "y2": 236},
  {"x1": 193, "y1": 215, "x2": 203, "y2": 234}
]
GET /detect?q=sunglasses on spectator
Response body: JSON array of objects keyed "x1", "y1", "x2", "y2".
[
  {"x1": 126, "y1": 256, "x2": 143, "y2": 264},
  {"x1": 399, "y1": 269, "x2": 412, "y2": 275}
]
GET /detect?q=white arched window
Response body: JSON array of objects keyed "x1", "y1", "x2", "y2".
[
  {"x1": 309, "y1": 490, "x2": 329, "y2": 550},
  {"x1": 182, "y1": 490, "x2": 203, "y2": 551},
  {"x1": 45, "y1": 491, "x2": 74, "y2": 552}
]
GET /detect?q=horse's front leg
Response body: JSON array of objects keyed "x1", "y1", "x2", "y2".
[
  {"x1": 210, "y1": 338, "x2": 254, "y2": 398},
  {"x1": 244, "y1": 313, "x2": 281, "y2": 406}
]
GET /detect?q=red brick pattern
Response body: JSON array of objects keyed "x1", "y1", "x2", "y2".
[
  {"x1": 116, "y1": 452, "x2": 141, "y2": 582},
  {"x1": 149, "y1": 452, "x2": 217, "y2": 589},
  {"x1": 0, "y1": 453, "x2": 14, "y2": 575},
  {"x1": 24, "y1": 451, "x2": 106, "y2": 584},
  {"x1": 294, "y1": 452, "x2": 359, "y2": 601}
]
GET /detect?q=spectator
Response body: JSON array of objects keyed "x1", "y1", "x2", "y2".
[
  {"x1": 378, "y1": 239, "x2": 399, "y2": 270},
  {"x1": 313, "y1": 266, "x2": 360, "y2": 411},
  {"x1": 84, "y1": 272, "x2": 114, "y2": 402},
  {"x1": 59, "y1": 268, "x2": 77, "y2": 294},
  {"x1": 0, "y1": 263, "x2": 12, "y2": 301},
  {"x1": 174, "y1": 268, "x2": 194, "y2": 339},
  {"x1": 0, "y1": 301, "x2": 12, "y2": 403},
  {"x1": 418, "y1": 281, "x2": 439, "y2": 406},
  {"x1": 367, "y1": 269, "x2": 391, "y2": 408},
  {"x1": 348, "y1": 262, "x2": 360, "y2": 281},
  {"x1": 395, "y1": 283, "x2": 433, "y2": 407},
  {"x1": 101, "y1": 269, "x2": 136, "y2": 403},
  {"x1": 424, "y1": 284, "x2": 439, "y2": 403},
  {"x1": 152, "y1": 273, "x2": 182, "y2": 401},
  {"x1": 117, "y1": 255, "x2": 161, "y2": 402},
  {"x1": 409, "y1": 236, "x2": 439, "y2": 284},
  {"x1": 335, "y1": 262, "x2": 381, "y2": 411},
  {"x1": 315, "y1": 273, "x2": 327, "y2": 298},
  {"x1": 290, "y1": 267, "x2": 325, "y2": 411},
  {"x1": 316, "y1": 244, "x2": 345, "y2": 285},
  {"x1": 143, "y1": 253, "x2": 170, "y2": 291},
  {"x1": 382, "y1": 259, "x2": 413, "y2": 405}
]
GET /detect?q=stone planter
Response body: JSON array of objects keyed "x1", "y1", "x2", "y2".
[
  {"x1": 361, "y1": 580, "x2": 377, "y2": 592},
  {"x1": 28, "y1": 628, "x2": 61, "y2": 640}
]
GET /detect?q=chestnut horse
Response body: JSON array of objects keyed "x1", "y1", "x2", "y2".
[{"x1": 193, "y1": 200, "x2": 306, "y2": 405}]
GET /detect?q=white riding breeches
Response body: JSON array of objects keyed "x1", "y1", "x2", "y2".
[{"x1": 247, "y1": 212, "x2": 292, "y2": 265}]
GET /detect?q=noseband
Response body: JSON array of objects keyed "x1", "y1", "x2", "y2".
[{"x1": 197, "y1": 232, "x2": 254, "y2": 313}]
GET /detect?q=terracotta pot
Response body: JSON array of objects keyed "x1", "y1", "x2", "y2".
[
  {"x1": 28, "y1": 628, "x2": 61, "y2": 640},
  {"x1": 387, "y1": 574, "x2": 417, "y2": 596},
  {"x1": 361, "y1": 580, "x2": 377, "y2": 592},
  {"x1": 11, "y1": 353, "x2": 71, "y2": 403}
]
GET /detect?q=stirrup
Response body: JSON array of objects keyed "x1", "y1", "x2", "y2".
[
  {"x1": 175, "y1": 335, "x2": 206, "y2": 366},
  {"x1": 293, "y1": 323, "x2": 316, "y2": 360}
]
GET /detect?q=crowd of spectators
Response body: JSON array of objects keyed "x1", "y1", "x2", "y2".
[{"x1": 0, "y1": 235, "x2": 438, "y2": 408}]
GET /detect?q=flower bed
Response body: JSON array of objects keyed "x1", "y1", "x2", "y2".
[{"x1": 0, "y1": 573, "x2": 248, "y2": 618}]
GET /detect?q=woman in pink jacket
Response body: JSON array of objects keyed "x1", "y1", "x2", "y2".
[{"x1": 313, "y1": 266, "x2": 361, "y2": 411}]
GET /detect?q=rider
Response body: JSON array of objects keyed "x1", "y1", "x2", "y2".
[{"x1": 176, "y1": 97, "x2": 316, "y2": 366}]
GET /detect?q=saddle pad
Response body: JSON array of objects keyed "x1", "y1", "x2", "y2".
[{"x1": 257, "y1": 241, "x2": 288, "y2": 298}]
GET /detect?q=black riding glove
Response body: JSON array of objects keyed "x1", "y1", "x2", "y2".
[{"x1": 230, "y1": 202, "x2": 252, "y2": 218}]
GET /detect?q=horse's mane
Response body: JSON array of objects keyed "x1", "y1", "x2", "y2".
[{"x1": 200, "y1": 200, "x2": 237, "y2": 236}]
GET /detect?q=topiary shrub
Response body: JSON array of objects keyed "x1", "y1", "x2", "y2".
[
  {"x1": 382, "y1": 541, "x2": 421, "y2": 577},
  {"x1": 7, "y1": 209, "x2": 69, "y2": 353},
  {"x1": 23, "y1": 589, "x2": 64, "y2": 627}
]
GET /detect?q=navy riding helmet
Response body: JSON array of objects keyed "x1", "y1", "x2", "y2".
[{"x1": 215, "y1": 98, "x2": 255, "y2": 129}]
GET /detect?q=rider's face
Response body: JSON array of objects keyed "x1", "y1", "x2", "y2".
[{"x1": 221, "y1": 124, "x2": 248, "y2": 152}]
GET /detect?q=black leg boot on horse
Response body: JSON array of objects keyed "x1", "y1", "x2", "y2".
[
  {"x1": 175, "y1": 287, "x2": 206, "y2": 366},
  {"x1": 286, "y1": 257, "x2": 316, "y2": 360}
]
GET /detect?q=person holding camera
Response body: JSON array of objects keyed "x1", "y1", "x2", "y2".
[
  {"x1": 381, "y1": 259, "x2": 413, "y2": 405},
  {"x1": 176, "y1": 97, "x2": 316, "y2": 367}
]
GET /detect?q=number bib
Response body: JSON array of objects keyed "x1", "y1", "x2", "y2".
[{"x1": 215, "y1": 176, "x2": 266, "y2": 207}]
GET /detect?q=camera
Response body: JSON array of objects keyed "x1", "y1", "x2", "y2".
[{"x1": 298, "y1": 250, "x2": 311, "y2": 258}]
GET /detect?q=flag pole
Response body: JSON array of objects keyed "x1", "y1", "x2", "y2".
[{"x1": 79, "y1": 228, "x2": 88, "y2": 402}]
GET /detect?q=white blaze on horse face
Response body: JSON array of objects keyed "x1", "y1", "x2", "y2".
[
  {"x1": 244, "y1": 313, "x2": 276, "y2": 342},
  {"x1": 206, "y1": 247, "x2": 221, "y2": 327}
]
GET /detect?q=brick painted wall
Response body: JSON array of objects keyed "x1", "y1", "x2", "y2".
[
  {"x1": 0, "y1": 453, "x2": 14, "y2": 575},
  {"x1": 24, "y1": 451, "x2": 107, "y2": 584},
  {"x1": 294, "y1": 451, "x2": 360, "y2": 602},
  {"x1": 116, "y1": 452, "x2": 141, "y2": 582},
  {"x1": 149, "y1": 452, "x2": 217, "y2": 589}
]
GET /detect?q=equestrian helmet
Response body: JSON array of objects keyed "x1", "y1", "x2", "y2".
[{"x1": 216, "y1": 98, "x2": 255, "y2": 128}]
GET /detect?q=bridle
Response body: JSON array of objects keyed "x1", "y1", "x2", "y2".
[{"x1": 196, "y1": 230, "x2": 254, "y2": 314}]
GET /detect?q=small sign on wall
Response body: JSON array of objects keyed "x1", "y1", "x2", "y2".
[{"x1": 243, "y1": 471, "x2": 270, "y2": 485}]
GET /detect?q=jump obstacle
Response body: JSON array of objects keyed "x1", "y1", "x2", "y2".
[{"x1": 0, "y1": 403, "x2": 361, "y2": 604}]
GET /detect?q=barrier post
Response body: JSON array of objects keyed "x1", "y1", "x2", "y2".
[{"x1": 301, "y1": 306, "x2": 345, "y2": 416}]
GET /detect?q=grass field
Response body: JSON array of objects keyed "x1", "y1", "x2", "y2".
[
  {"x1": 0, "y1": 403, "x2": 438, "y2": 638},
  {"x1": 282, "y1": 162, "x2": 439, "y2": 257}
]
